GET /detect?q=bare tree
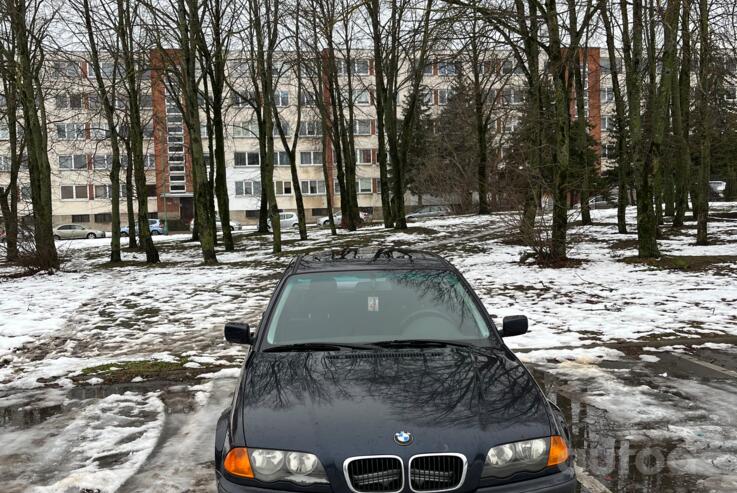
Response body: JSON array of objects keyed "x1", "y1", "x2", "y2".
[
  {"x1": 146, "y1": 0, "x2": 217, "y2": 263},
  {"x1": 70, "y1": 0, "x2": 125, "y2": 263},
  {"x1": 119, "y1": 0, "x2": 159, "y2": 262},
  {"x1": 4, "y1": 0, "x2": 59, "y2": 269},
  {"x1": 0, "y1": 26, "x2": 24, "y2": 261},
  {"x1": 197, "y1": 0, "x2": 239, "y2": 251}
]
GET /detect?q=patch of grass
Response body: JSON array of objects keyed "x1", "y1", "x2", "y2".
[
  {"x1": 77, "y1": 357, "x2": 230, "y2": 385},
  {"x1": 81, "y1": 359, "x2": 187, "y2": 376},
  {"x1": 610, "y1": 238, "x2": 639, "y2": 251},
  {"x1": 622, "y1": 255, "x2": 737, "y2": 272}
]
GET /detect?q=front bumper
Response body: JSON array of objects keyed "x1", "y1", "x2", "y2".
[{"x1": 216, "y1": 469, "x2": 575, "y2": 493}]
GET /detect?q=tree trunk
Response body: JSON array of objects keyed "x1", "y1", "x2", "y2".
[
  {"x1": 124, "y1": 138, "x2": 138, "y2": 249},
  {"x1": 11, "y1": 0, "x2": 59, "y2": 270},
  {"x1": 695, "y1": 0, "x2": 710, "y2": 245},
  {"x1": 671, "y1": 0, "x2": 691, "y2": 230},
  {"x1": 367, "y1": 0, "x2": 394, "y2": 227},
  {"x1": 0, "y1": 74, "x2": 21, "y2": 261},
  {"x1": 121, "y1": 0, "x2": 158, "y2": 263}
]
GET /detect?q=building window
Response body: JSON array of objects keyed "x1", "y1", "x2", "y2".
[
  {"x1": 600, "y1": 87, "x2": 614, "y2": 103},
  {"x1": 232, "y1": 92, "x2": 251, "y2": 107},
  {"x1": 353, "y1": 90, "x2": 370, "y2": 105},
  {"x1": 300, "y1": 151, "x2": 323, "y2": 166},
  {"x1": 61, "y1": 185, "x2": 88, "y2": 200},
  {"x1": 274, "y1": 90, "x2": 289, "y2": 107},
  {"x1": 504, "y1": 118, "x2": 518, "y2": 133},
  {"x1": 140, "y1": 94, "x2": 153, "y2": 109},
  {"x1": 273, "y1": 121, "x2": 290, "y2": 136},
  {"x1": 95, "y1": 62, "x2": 118, "y2": 79},
  {"x1": 72, "y1": 214, "x2": 90, "y2": 223},
  {"x1": 501, "y1": 87, "x2": 524, "y2": 105},
  {"x1": 438, "y1": 89, "x2": 452, "y2": 105},
  {"x1": 274, "y1": 151, "x2": 290, "y2": 166},
  {"x1": 602, "y1": 143, "x2": 617, "y2": 159},
  {"x1": 356, "y1": 148, "x2": 373, "y2": 164},
  {"x1": 90, "y1": 125, "x2": 110, "y2": 139},
  {"x1": 59, "y1": 154, "x2": 87, "y2": 170},
  {"x1": 353, "y1": 119, "x2": 372, "y2": 135},
  {"x1": 94, "y1": 184, "x2": 113, "y2": 199},
  {"x1": 357, "y1": 178, "x2": 372, "y2": 194},
  {"x1": 299, "y1": 120, "x2": 322, "y2": 137},
  {"x1": 0, "y1": 126, "x2": 8, "y2": 140},
  {"x1": 56, "y1": 93, "x2": 84, "y2": 109},
  {"x1": 0, "y1": 155, "x2": 10, "y2": 171},
  {"x1": 337, "y1": 59, "x2": 369, "y2": 76},
  {"x1": 275, "y1": 180, "x2": 292, "y2": 195},
  {"x1": 57, "y1": 123, "x2": 85, "y2": 140},
  {"x1": 235, "y1": 180, "x2": 262, "y2": 196},
  {"x1": 233, "y1": 121, "x2": 258, "y2": 138},
  {"x1": 353, "y1": 59, "x2": 370, "y2": 75},
  {"x1": 726, "y1": 86, "x2": 737, "y2": 101},
  {"x1": 300, "y1": 179, "x2": 326, "y2": 195},
  {"x1": 92, "y1": 155, "x2": 114, "y2": 170},
  {"x1": 501, "y1": 59, "x2": 523, "y2": 75},
  {"x1": 94, "y1": 213, "x2": 113, "y2": 223},
  {"x1": 299, "y1": 91, "x2": 317, "y2": 106},
  {"x1": 50, "y1": 61, "x2": 81, "y2": 78},
  {"x1": 601, "y1": 115, "x2": 615, "y2": 131},
  {"x1": 234, "y1": 151, "x2": 260, "y2": 167},
  {"x1": 423, "y1": 64, "x2": 433, "y2": 75},
  {"x1": 438, "y1": 62, "x2": 457, "y2": 76}
]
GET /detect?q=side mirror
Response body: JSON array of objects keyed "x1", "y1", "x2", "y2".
[
  {"x1": 501, "y1": 315, "x2": 528, "y2": 337},
  {"x1": 225, "y1": 322, "x2": 252, "y2": 345}
]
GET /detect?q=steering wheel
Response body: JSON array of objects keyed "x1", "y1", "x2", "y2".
[{"x1": 398, "y1": 309, "x2": 457, "y2": 332}]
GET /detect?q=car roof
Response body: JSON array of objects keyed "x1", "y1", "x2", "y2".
[{"x1": 289, "y1": 248, "x2": 452, "y2": 273}]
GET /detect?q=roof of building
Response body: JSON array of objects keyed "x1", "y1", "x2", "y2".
[{"x1": 291, "y1": 247, "x2": 451, "y2": 273}]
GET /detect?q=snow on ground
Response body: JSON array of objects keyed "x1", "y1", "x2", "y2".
[{"x1": 0, "y1": 203, "x2": 736, "y2": 491}]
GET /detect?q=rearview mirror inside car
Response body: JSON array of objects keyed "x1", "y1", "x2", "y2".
[
  {"x1": 501, "y1": 315, "x2": 528, "y2": 337},
  {"x1": 224, "y1": 322, "x2": 252, "y2": 344}
]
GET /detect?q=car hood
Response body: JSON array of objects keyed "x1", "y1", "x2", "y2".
[{"x1": 238, "y1": 347, "x2": 552, "y2": 459}]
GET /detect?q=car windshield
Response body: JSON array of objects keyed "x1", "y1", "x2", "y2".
[{"x1": 263, "y1": 270, "x2": 493, "y2": 348}]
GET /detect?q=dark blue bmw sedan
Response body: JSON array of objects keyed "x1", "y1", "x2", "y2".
[{"x1": 215, "y1": 248, "x2": 575, "y2": 493}]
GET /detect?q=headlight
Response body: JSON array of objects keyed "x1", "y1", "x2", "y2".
[
  {"x1": 482, "y1": 436, "x2": 568, "y2": 478},
  {"x1": 224, "y1": 447, "x2": 328, "y2": 484}
]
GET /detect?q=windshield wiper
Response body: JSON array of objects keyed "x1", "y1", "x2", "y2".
[
  {"x1": 263, "y1": 342, "x2": 377, "y2": 352},
  {"x1": 371, "y1": 339, "x2": 478, "y2": 349}
]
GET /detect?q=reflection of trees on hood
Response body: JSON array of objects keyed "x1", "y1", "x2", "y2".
[{"x1": 244, "y1": 349, "x2": 544, "y2": 427}]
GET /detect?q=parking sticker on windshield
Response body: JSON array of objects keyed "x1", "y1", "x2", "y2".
[{"x1": 368, "y1": 296, "x2": 379, "y2": 312}]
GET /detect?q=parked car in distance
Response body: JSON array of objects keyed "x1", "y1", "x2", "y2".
[
  {"x1": 405, "y1": 204, "x2": 452, "y2": 221},
  {"x1": 189, "y1": 218, "x2": 243, "y2": 232},
  {"x1": 317, "y1": 211, "x2": 371, "y2": 226},
  {"x1": 587, "y1": 195, "x2": 616, "y2": 209},
  {"x1": 121, "y1": 218, "x2": 166, "y2": 237},
  {"x1": 268, "y1": 212, "x2": 300, "y2": 230},
  {"x1": 53, "y1": 224, "x2": 107, "y2": 240},
  {"x1": 710, "y1": 181, "x2": 726, "y2": 199},
  {"x1": 216, "y1": 248, "x2": 575, "y2": 493}
]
